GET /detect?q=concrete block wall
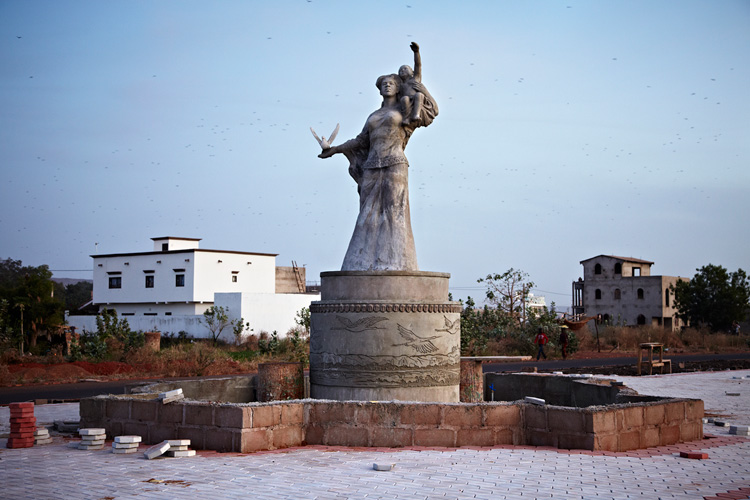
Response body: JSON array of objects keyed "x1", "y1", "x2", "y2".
[
  {"x1": 522, "y1": 398, "x2": 703, "y2": 451},
  {"x1": 484, "y1": 373, "x2": 621, "y2": 407},
  {"x1": 79, "y1": 396, "x2": 703, "y2": 453},
  {"x1": 304, "y1": 401, "x2": 523, "y2": 448},
  {"x1": 80, "y1": 396, "x2": 304, "y2": 453}
]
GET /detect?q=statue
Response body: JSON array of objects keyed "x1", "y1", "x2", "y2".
[{"x1": 315, "y1": 42, "x2": 438, "y2": 271}]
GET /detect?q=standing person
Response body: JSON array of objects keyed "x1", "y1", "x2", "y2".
[
  {"x1": 559, "y1": 326, "x2": 569, "y2": 360},
  {"x1": 731, "y1": 320, "x2": 740, "y2": 335},
  {"x1": 534, "y1": 328, "x2": 548, "y2": 361}
]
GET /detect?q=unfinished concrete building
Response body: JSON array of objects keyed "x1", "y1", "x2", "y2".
[{"x1": 571, "y1": 255, "x2": 688, "y2": 330}]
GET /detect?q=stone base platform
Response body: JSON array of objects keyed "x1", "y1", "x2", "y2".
[{"x1": 309, "y1": 271, "x2": 461, "y2": 402}]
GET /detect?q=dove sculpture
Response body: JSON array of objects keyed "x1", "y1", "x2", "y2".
[{"x1": 310, "y1": 123, "x2": 340, "y2": 150}]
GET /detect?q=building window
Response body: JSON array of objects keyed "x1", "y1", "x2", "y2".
[
  {"x1": 594, "y1": 263, "x2": 602, "y2": 275},
  {"x1": 637, "y1": 314, "x2": 646, "y2": 325},
  {"x1": 108, "y1": 277, "x2": 122, "y2": 289},
  {"x1": 665, "y1": 288, "x2": 670, "y2": 307},
  {"x1": 232, "y1": 275, "x2": 238, "y2": 283},
  {"x1": 121, "y1": 312, "x2": 134, "y2": 316},
  {"x1": 165, "y1": 312, "x2": 172, "y2": 316},
  {"x1": 637, "y1": 288, "x2": 644, "y2": 299},
  {"x1": 144, "y1": 312, "x2": 157, "y2": 316},
  {"x1": 614, "y1": 263, "x2": 622, "y2": 274},
  {"x1": 162, "y1": 243, "x2": 168, "y2": 251},
  {"x1": 614, "y1": 288, "x2": 621, "y2": 300},
  {"x1": 175, "y1": 274, "x2": 185, "y2": 287},
  {"x1": 633, "y1": 267, "x2": 641, "y2": 276},
  {"x1": 145, "y1": 275, "x2": 154, "y2": 288},
  {"x1": 595, "y1": 289, "x2": 602, "y2": 300}
]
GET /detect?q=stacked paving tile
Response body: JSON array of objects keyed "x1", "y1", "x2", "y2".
[
  {"x1": 144, "y1": 439, "x2": 196, "y2": 459},
  {"x1": 7, "y1": 402, "x2": 36, "y2": 449},
  {"x1": 165, "y1": 439, "x2": 195, "y2": 457},
  {"x1": 78, "y1": 428, "x2": 106, "y2": 450},
  {"x1": 111, "y1": 435, "x2": 141, "y2": 454},
  {"x1": 729, "y1": 425, "x2": 750, "y2": 436},
  {"x1": 34, "y1": 427, "x2": 53, "y2": 446}
]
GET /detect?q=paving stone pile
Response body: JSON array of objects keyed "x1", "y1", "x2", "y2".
[
  {"x1": 111, "y1": 435, "x2": 141, "y2": 454},
  {"x1": 34, "y1": 427, "x2": 52, "y2": 446},
  {"x1": 77, "y1": 428, "x2": 106, "y2": 450},
  {"x1": 165, "y1": 439, "x2": 196, "y2": 457},
  {"x1": 7, "y1": 402, "x2": 35, "y2": 449},
  {"x1": 144, "y1": 438, "x2": 195, "y2": 459}
]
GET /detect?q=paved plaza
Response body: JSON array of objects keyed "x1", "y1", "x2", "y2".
[{"x1": 1, "y1": 370, "x2": 748, "y2": 499}]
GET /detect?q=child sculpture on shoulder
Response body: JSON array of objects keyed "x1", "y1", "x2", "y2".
[{"x1": 398, "y1": 42, "x2": 438, "y2": 127}]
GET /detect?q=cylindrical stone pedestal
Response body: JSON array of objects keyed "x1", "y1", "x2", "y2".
[
  {"x1": 309, "y1": 271, "x2": 461, "y2": 402},
  {"x1": 257, "y1": 362, "x2": 304, "y2": 402}
]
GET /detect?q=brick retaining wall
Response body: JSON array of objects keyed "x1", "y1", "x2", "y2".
[{"x1": 80, "y1": 396, "x2": 703, "y2": 453}]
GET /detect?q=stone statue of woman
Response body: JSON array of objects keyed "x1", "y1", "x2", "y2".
[{"x1": 317, "y1": 44, "x2": 438, "y2": 271}]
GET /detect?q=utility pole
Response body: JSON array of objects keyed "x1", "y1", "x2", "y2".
[{"x1": 18, "y1": 303, "x2": 25, "y2": 355}]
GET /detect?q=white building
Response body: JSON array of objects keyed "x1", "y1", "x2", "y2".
[
  {"x1": 526, "y1": 293, "x2": 547, "y2": 314},
  {"x1": 67, "y1": 237, "x2": 320, "y2": 340}
]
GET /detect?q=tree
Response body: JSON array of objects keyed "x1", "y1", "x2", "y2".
[
  {"x1": 671, "y1": 264, "x2": 750, "y2": 332},
  {"x1": 64, "y1": 281, "x2": 94, "y2": 312},
  {"x1": 200, "y1": 305, "x2": 230, "y2": 345},
  {"x1": 478, "y1": 268, "x2": 535, "y2": 326},
  {"x1": 295, "y1": 307, "x2": 311, "y2": 336},
  {"x1": 231, "y1": 317, "x2": 252, "y2": 345},
  {"x1": 0, "y1": 258, "x2": 65, "y2": 350}
]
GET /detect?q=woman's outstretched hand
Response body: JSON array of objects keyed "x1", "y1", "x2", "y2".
[{"x1": 318, "y1": 147, "x2": 336, "y2": 159}]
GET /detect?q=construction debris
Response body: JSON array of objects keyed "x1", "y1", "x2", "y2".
[
  {"x1": 729, "y1": 425, "x2": 750, "y2": 436},
  {"x1": 159, "y1": 388, "x2": 184, "y2": 404},
  {"x1": 525, "y1": 396, "x2": 546, "y2": 405},
  {"x1": 144, "y1": 440, "x2": 171, "y2": 459},
  {"x1": 54, "y1": 420, "x2": 79, "y2": 433}
]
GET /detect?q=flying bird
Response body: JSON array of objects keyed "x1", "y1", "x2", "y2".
[
  {"x1": 435, "y1": 316, "x2": 460, "y2": 335},
  {"x1": 310, "y1": 123, "x2": 339, "y2": 150},
  {"x1": 392, "y1": 324, "x2": 440, "y2": 354},
  {"x1": 332, "y1": 315, "x2": 387, "y2": 332}
]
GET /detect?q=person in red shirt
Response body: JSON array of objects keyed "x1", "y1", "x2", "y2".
[{"x1": 534, "y1": 328, "x2": 549, "y2": 361}]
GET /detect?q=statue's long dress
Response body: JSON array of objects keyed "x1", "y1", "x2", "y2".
[
  {"x1": 338, "y1": 108, "x2": 419, "y2": 271},
  {"x1": 342, "y1": 162, "x2": 417, "y2": 270}
]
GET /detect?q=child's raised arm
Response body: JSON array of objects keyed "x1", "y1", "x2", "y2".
[{"x1": 410, "y1": 42, "x2": 422, "y2": 82}]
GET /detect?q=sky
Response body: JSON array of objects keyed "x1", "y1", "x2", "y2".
[{"x1": 1, "y1": 0, "x2": 749, "y2": 310}]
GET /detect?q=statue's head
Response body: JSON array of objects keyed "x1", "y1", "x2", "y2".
[
  {"x1": 398, "y1": 65, "x2": 414, "y2": 80},
  {"x1": 376, "y1": 74, "x2": 400, "y2": 97}
]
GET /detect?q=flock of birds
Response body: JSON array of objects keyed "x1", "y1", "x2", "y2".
[{"x1": 4, "y1": 7, "x2": 744, "y2": 294}]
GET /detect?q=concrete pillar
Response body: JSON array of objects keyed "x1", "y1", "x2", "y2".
[
  {"x1": 257, "y1": 362, "x2": 304, "y2": 402},
  {"x1": 459, "y1": 359, "x2": 483, "y2": 402},
  {"x1": 144, "y1": 331, "x2": 161, "y2": 351}
]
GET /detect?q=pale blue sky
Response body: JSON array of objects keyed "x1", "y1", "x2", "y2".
[{"x1": 1, "y1": 0, "x2": 748, "y2": 308}]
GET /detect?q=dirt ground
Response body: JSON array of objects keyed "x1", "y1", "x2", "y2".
[
  {"x1": 0, "y1": 359, "x2": 248, "y2": 387},
  {"x1": 2, "y1": 350, "x2": 750, "y2": 387}
]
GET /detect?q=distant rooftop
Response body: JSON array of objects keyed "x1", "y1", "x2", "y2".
[{"x1": 580, "y1": 255, "x2": 654, "y2": 265}]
